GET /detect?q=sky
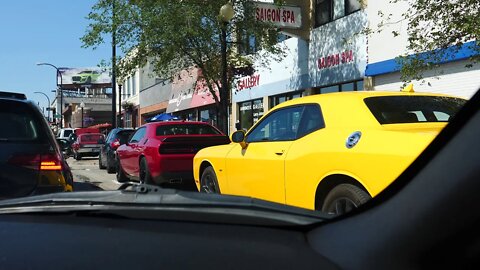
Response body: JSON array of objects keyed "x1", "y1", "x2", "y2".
[{"x1": 0, "y1": 0, "x2": 111, "y2": 114}]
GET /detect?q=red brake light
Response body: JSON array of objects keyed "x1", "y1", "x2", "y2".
[
  {"x1": 110, "y1": 139, "x2": 121, "y2": 149},
  {"x1": 8, "y1": 153, "x2": 62, "y2": 171}
]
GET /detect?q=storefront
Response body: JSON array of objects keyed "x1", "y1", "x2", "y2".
[
  {"x1": 232, "y1": 37, "x2": 310, "y2": 131},
  {"x1": 366, "y1": 41, "x2": 480, "y2": 99},
  {"x1": 308, "y1": 10, "x2": 367, "y2": 93}
]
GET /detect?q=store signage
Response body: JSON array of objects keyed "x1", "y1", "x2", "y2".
[
  {"x1": 237, "y1": 74, "x2": 260, "y2": 92},
  {"x1": 255, "y1": 2, "x2": 302, "y2": 29},
  {"x1": 317, "y1": 50, "x2": 354, "y2": 70}
]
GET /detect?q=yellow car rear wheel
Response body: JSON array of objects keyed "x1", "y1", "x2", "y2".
[{"x1": 321, "y1": 184, "x2": 371, "y2": 215}]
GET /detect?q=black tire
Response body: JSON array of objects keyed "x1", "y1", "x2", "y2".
[
  {"x1": 200, "y1": 166, "x2": 221, "y2": 194},
  {"x1": 86, "y1": 76, "x2": 92, "y2": 83},
  {"x1": 106, "y1": 156, "x2": 116, "y2": 174},
  {"x1": 321, "y1": 184, "x2": 371, "y2": 215},
  {"x1": 139, "y1": 158, "x2": 153, "y2": 184},
  {"x1": 116, "y1": 160, "x2": 129, "y2": 183},
  {"x1": 75, "y1": 153, "x2": 82, "y2": 161},
  {"x1": 98, "y1": 154, "x2": 106, "y2": 169}
]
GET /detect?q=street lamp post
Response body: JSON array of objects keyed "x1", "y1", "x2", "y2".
[
  {"x1": 37, "y1": 62, "x2": 64, "y2": 129},
  {"x1": 80, "y1": 102, "x2": 86, "y2": 128},
  {"x1": 118, "y1": 84, "x2": 123, "y2": 128},
  {"x1": 33, "y1": 91, "x2": 51, "y2": 122},
  {"x1": 219, "y1": 2, "x2": 235, "y2": 134}
]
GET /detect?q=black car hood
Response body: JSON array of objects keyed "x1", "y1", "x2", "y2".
[{"x1": 0, "y1": 186, "x2": 328, "y2": 227}]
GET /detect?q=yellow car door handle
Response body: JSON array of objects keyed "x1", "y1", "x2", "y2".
[{"x1": 275, "y1": 151, "x2": 284, "y2": 156}]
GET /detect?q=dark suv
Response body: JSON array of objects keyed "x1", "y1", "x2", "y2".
[
  {"x1": 99, "y1": 128, "x2": 135, "y2": 173},
  {"x1": 0, "y1": 91, "x2": 73, "y2": 199}
]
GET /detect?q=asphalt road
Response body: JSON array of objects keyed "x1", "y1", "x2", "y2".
[{"x1": 67, "y1": 156, "x2": 122, "y2": 191}]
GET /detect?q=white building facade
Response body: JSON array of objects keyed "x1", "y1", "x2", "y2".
[{"x1": 365, "y1": 0, "x2": 480, "y2": 98}]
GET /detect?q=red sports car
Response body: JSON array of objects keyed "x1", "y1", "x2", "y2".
[{"x1": 116, "y1": 121, "x2": 230, "y2": 190}]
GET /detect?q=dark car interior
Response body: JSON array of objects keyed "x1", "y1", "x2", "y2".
[{"x1": 0, "y1": 90, "x2": 478, "y2": 269}]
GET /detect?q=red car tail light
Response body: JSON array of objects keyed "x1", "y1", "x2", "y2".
[
  {"x1": 40, "y1": 154, "x2": 63, "y2": 171},
  {"x1": 8, "y1": 153, "x2": 62, "y2": 171},
  {"x1": 110, "y1": 139, "x2": 121, "y2": 150}
]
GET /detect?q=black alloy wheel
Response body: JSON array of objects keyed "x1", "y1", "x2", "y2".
[
  {"x1": 200, "y1": 166, "x2": 220, "y2": 194},
  {"x1": 139, "y1": 158, "x2": 152, "y2": 184},
  {"x1": 116, "y1": 159, "x2": 129, "y2": 183},
  {"x1": 321, "y1": 184, "x2": 371, "y2": 215}
]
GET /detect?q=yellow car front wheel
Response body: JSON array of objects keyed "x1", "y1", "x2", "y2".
[{"x1": 200, "y1": 166, "x2": 221, "y2": 194}]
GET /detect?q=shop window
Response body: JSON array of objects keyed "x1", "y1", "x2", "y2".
[
  {"x1": 341, "y1": 82, "x2": 355, "y2": 92},
  {"x1": 315, "y1": 80, "x2": 364, "y2": 94},
  {"x1": 322, "y1": 85, "x2": 340, "y2": 93},
  {"x1": 238, "y1": 98, "x2": 263, "y2": 130},
  {"x1": 269, "y1": 91, "x2": 303, "y2": 109}
]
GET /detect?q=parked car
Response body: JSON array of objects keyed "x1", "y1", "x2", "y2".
[
  {"x1": 99, "y1": 128, "x2": 135, "y2": 173},
  {"x1": 57, "y1": 128, "x2": 75, "y2": 140},
  {"x1": 0, "y1": 91, "x2": 73, "y2": 198},
  {"x1": 193, "y1": 89, "x2": 467, "y2": 213},
  {"x1": 71, "y1": 133, "x2": 105, "y2": 160},
  {"x1": 116, "y1": 121, "x2": 230, "y2": 190}
]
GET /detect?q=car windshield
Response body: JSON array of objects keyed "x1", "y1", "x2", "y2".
[{"x1": 0, "y1": 0, "x2": 478, "y2": 223}]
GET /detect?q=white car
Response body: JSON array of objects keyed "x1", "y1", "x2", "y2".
[{"x1": 57, "y1": 128, "x2": 75, "y2": 140}]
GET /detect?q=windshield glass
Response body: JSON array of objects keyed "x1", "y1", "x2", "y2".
[{"x1": 0, "y1": 0, "x2": 477, "y2": 222}]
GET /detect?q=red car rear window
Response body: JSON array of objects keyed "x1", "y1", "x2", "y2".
[
  {"x1": 80, "y1": 134, "x2": 103, "y2": 142},
  {"x1": 156, "y1": 124, "x2": 221, "y2": 136}
]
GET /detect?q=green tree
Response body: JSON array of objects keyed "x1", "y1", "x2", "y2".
[
  {"x1": 375, "y1": 0, "x2": 480, "y2": 82},
  {"x1": 82, "y1": 0, "x2": 286, "y2": 133}
]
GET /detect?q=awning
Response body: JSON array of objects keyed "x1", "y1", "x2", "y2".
[{"x1": 191, "y1": 79, "x2": 220, "y2": 108}]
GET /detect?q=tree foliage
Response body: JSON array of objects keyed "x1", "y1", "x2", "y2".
[
  {"x1": 82, "y1": 0, "x2": 286, "y2": 132},
  {"x1": 376, "y1": 0, "x2": 480, "y2": 82}
]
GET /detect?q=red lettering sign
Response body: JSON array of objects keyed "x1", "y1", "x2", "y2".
[
  {"x1": 237, "y1": 74, "x2": 260, "y2": 91},
  {"x1": 317, "y1": 50, "x2": 354, "y2": 70}
]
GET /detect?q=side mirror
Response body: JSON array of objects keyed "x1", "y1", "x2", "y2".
[{"x1": 231, "y1": 130, "x2": 248, "y2": 149}]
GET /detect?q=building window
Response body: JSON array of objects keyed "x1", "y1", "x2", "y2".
[
  {"x1": 314, "y1": 79, "x2": 364, "y2": 94},
  {"x1": 315, "y1": 0, "x2": 361, "y2": 27},
  {"x1": 315, "y1": 0, "x2": 333, "y2": 26},
  {"x1": 125, "y1": 113, "x2": 132, "y2": 128},
  {"x1": 269, "y1": 91, "x2": 303, "y2": 109},
  {"x1": 238, "y1": 29, "x2": 259, "y2": 55},
  {"x1": 345, "y1": 0, "x2": 361, "y2": 15},
  {"x1": 132, "y1": 73, "x2": 137, "y2": 96},
  {"x1": 238, "y1": 98, "x2": 263, "y2": 130}
]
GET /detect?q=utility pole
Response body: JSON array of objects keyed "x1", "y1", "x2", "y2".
[{"x1": 111, "y1": 0, "x2": 117, "y2": 129}]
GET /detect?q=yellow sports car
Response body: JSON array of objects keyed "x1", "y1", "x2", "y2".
[{"x1": 193, "y1": 89, "x2": 466, "y2": 213}]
